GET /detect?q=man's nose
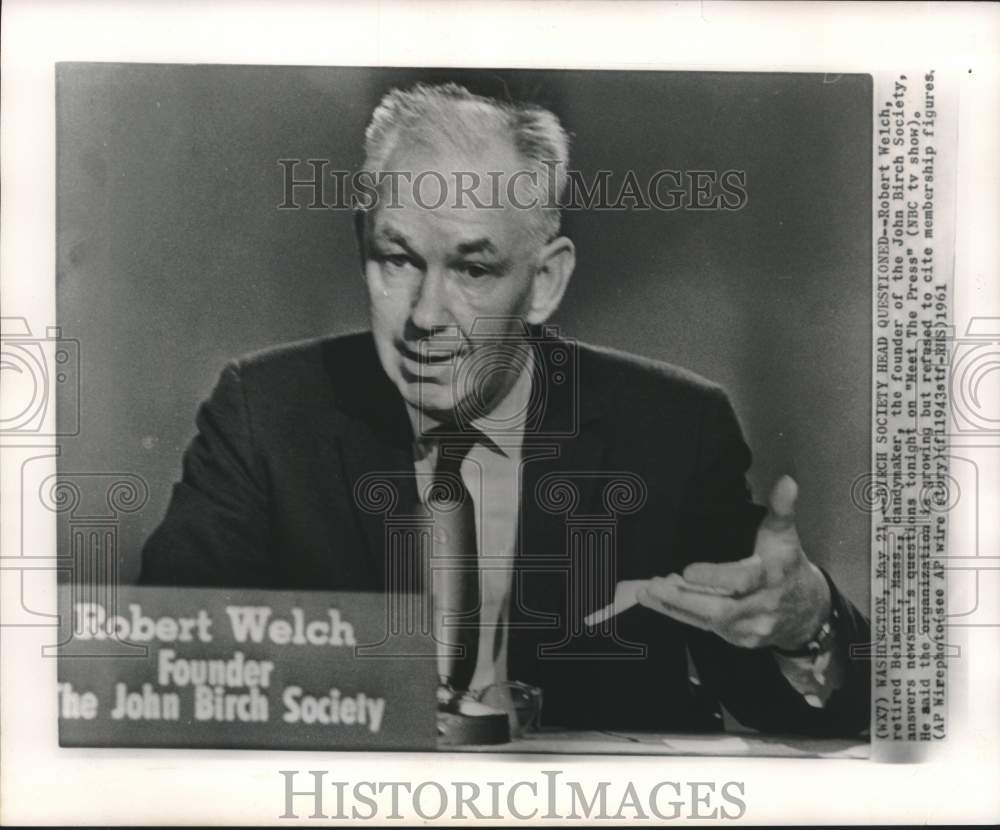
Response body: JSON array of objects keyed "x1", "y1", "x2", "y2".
[{"x1": 408, "y1": 267, "x2": 454, "y2": 333}]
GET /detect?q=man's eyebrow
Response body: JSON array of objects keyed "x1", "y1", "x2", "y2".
[
  {"x1": 372, "y1": 225, "x2": 415, "y2": 250},
  {"x1": 454, "y1": 238, "x2": 499, "y2": 256}
]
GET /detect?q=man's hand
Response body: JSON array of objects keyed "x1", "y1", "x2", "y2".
[{"x1": 638, "y1": 475, "x2": 832, "y2": 651}]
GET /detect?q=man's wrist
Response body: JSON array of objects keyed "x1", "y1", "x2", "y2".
[
  {"x1": 772, "y1": 607, "x2": 839, "y2": 658},
  {"x1": 772, "y1": 564, "x2": 834, "y2": 655}
]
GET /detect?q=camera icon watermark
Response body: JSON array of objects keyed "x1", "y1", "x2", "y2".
[
  {"x1": 948, "y1": 317, "x2": 1000, "y2": 436},
  {"x1": 0, "y1": 316, "x2": 80, "y2": 436},
  {"x1": 414, "y1": 318, "x2": 578, "y2": 440}
]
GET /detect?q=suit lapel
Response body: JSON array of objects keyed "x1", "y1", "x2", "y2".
[
  {"x1": 336, "y1": 418, "x2": 418, "y2": 590},
  {"x1": 323, "y1": 334, "x2": 418, "y2": 591}
]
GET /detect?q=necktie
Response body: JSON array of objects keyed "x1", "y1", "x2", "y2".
[{"x1": 429, "y1": 435, "x2": 480, "y2": 691}]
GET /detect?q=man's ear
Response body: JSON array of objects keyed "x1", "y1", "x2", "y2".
[
  {"x1": 526, "y1": 235, "x2": 576, "y2": 324},
  {"x1": 353, "y1": 208, "x2": 370, "y2": 273}
]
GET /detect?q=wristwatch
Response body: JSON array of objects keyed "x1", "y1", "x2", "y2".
[{"x1": 772, "y1": 606, "x2": 840, "y2": 659}]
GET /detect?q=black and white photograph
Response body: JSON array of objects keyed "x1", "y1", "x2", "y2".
[
  {"x1": 54, "y1": 64, "x2": 871, "y2": 752},
  {"x1": 2, "y1": 1, "x2": 998, "y2": 825}
]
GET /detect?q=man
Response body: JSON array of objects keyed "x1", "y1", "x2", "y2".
[{"x1": 140, "y1": 83, "x2": 869, "y2": 737}]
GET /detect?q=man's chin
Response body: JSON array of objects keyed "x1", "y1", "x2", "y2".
[
  {"x1": 392, "y1": 367, "x2": 509, "y2": 427},
  {"x1": 396, "y1": 379, "x2": 460, "y2": 423}
]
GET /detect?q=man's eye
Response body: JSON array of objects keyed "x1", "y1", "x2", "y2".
[
  {"x1": 380, "y1": 254, "x2": 415, "y2": 270},
  {"x1": 458, "y1": 263, "x2": 491, "y2": 279}
]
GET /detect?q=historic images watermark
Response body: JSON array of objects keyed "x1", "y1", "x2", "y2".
[
  {"x1": 278, "y1": 769, "x2": 747, "y2": 821},
  {"x1": 276, "y1": 160, "x2": 749, "y2": 213}
]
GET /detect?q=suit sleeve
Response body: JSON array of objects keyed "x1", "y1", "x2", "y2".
[
  {"x1": 682, "y1": 387, "x2": 871, "y2": 737},
  {"x1": 138, "y1": 362, "x2": 272, "y2": 587}
]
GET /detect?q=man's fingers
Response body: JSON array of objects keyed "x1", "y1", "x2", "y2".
[
  {"x1": 637, "y1": 584, "x2": 712, "y2": 630},
  {"x1": 637, "y1": 575, "x2": 737, "y2": 628},
  {"x1": 762, "y1": 474, "x2": 798, "y2": 532},
  {"x1": 682, "y1": 556, "x2": 766, "y2": 596}
]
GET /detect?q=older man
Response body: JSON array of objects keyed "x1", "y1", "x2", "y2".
[{"x1": 140, "y1": 83, "x2": 869, "y2": 737}]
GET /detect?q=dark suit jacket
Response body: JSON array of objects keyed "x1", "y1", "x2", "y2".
[{"x1": 140, "y1": 330, "x2": 870, "y2": 737}]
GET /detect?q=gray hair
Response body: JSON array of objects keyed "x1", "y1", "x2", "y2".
[{"x1": 362, "y1": 82, "x2": 570, "y2": 240}]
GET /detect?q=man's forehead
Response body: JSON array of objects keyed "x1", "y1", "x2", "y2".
[
  {"x1": 370, "y1": 166, "x2": 538, "y2": 251},
  {"x1": 382, "y1": 141, "x2": 538, "y2": 207},
  {"x1": 370, "y1": 213, "x2": 514, "y2": 256},
  {"x1": 386, "y1": 136, "x2": 521, "y2": 178},
  {"x1": 373, "y1": 222, "x2": 499, "y2": 251}
]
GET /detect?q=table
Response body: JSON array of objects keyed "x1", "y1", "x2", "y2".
[{"x1": 449, "y1": 729, "x2": 869, "y2": 758}]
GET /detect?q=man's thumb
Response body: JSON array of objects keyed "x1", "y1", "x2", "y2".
[{"x1": 765, "y1": 474, "x2": 798, "y2": 530}]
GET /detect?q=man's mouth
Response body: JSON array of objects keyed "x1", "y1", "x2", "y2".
[{"x1": 396, "y1": 341, "x2": 468, "y2": 365}]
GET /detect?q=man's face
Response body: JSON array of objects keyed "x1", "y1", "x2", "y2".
[{"x1": 361, "y1": 143, "x2": 550, "y2": 426}]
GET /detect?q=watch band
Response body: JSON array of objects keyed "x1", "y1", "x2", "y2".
[{"x1": 772, "y1": 606, "x2": 840, "y2": 659}]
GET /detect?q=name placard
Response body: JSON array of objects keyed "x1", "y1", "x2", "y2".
[{"x1": 57, "y1": 586, "x2": 437, "y2": 750}]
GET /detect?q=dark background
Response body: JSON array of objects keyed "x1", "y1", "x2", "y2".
[{"x1": 57, "y1": 64, "x2": 872, "y2": 606}]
